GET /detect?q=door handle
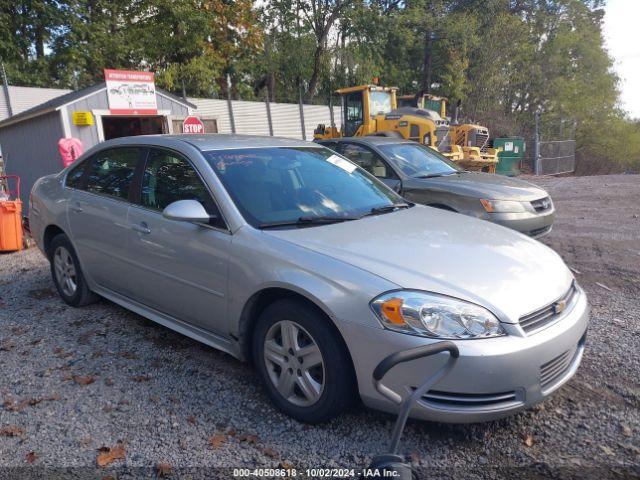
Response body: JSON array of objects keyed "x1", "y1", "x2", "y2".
[{"x1": 132, "y1": 222, "x2": 151, "y2": 235}]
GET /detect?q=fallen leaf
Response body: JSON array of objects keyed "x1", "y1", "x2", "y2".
[
  {"x1": 208, "y1": 433, "x2": 226, "y2": 449},
  {"x1": 621, "y1": 424, "x2": 632, "y2": 437},
  {"x1": 0, "y1": 340, "x2": 15, "y2": 351},
  {"x1": 0, "y1": 425, "x2": 25, "y2": 437},
  {"x1": 78, "y1": 330, "x2": 96, "y2": 344},
  {"x1": 25, "y1": 452, "x2": 37, "y2": 464},
  {"x1": 262, "y1": 447, "x2": 278, "y2": 459},
  {"x1": 186, "y1": 415, "x2": 197, "y2": 425},
  {"x1": 523, "y1": 434, "x2": 535, "y2": 447},
  {"x1": 239, "y1": 434, "x2": 258, "y2": 444},
  {"x1": 97, "y1": 444, "x2": 126, "y2": 467},
  {"x1": 131, "y1": 375, "x2": 150, "y2": 383},
  {"x1": 227, "y1": 427, "x2": 236, "y2": 437},
  {"x1": 104, "y1": 378, "x2": 114, "y2": 386},
  {"x1": 28, "y1": 288, "x2": 56, "y2": 300},
  {"x1": 156, "y1": 462, "x2": 172, "y2": 477},
  {"x1": 280, "y1": 461, "x2": 295, "y2": 470},
  {"x1": 74, "y1": 375, "x2": 96, "y2": 386},
  {"x1": 599, "y1": 445, "x2": 615, "y2": 456}
]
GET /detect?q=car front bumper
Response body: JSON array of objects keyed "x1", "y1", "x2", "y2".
[
  {"x1": 340, "y1": 285, "x2": 589, "y2": 423},
  {"x1": 485, "y1": 208, "x2": 556, "y2": 238}
]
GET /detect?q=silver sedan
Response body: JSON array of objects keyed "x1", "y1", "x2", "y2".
[
  {"x1": 29, "y1": 134, "x2": 588, "y2": 424},
  {"x1": 318, "y1": 137, "x2": 555, "y2": 237}
]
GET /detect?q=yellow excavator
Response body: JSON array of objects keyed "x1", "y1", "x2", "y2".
[
  {"x1": 398, "y1": 93, "x2": 500, "y2": 172},
  {"x1": 313, "y1": 84, "x2": 465, "y2": 160}
]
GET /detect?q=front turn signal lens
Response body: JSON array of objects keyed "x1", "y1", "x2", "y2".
[
  {"x1": 479, "y1": 199, "x2": 494, "y2": 212},
  {"x1": 380, "y1": 297, "x2": 405, "y2": 325}
]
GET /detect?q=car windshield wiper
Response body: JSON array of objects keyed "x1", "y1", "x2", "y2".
[
  {"x1": 258, "y1": 215, "x2": 359, "y2": 229},
  {"x1": 414, "y1": 172, "x2": 458, "y2": 179},
  {"x1": 362, "y1": 203, "x2": 412, "y2": 217}
]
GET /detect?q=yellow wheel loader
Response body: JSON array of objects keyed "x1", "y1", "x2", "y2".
[
  {"x1": 313, "y1": 85, "x2": 458, "y2": 157},
  {"x1": 398, "y1": 93, "x2": 500, "y2": 172}
]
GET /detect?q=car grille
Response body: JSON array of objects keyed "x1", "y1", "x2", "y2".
[
  {"x1": 420, "y1": 390, "x2": 522, "y2": 410},
  {"x1": 531, "y1": 196, "x2": 552, "y2": 212},
  {"x1": 474, "y1": 132, "x2": 489, "y2": 152},
  {"x1": 540, "y1": 347, "x2": 577, "y2": 391},
  {"x1": 519, "y1": 282, "x2": 578, "y2": 334},
  {"x1": 530, "y1": 225, "x2": 552, "y2": 237}
]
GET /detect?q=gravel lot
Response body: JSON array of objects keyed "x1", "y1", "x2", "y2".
[{"x1": 0, "y1": 174, "x2": 638, "y2": 479}]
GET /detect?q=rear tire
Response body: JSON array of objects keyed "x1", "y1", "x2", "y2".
[
  {"x1": 49, "y1": 234, "x2": 98, "y2": 307},
  {"x1": 252, "y1": 298, "x2": 356, "y2": 424}
]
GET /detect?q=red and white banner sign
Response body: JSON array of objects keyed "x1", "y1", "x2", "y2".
[
  {"x1": 182, "y1": 116, "x2": 205, "y2": 134},
  {"x1": 104, "y1": 69, "x2": 157, "y2": 115}
]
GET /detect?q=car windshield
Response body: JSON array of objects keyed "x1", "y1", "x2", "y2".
[
  {"x1": 378, "y1": 143, "x2": 461, "y2": 178},
  {"x1": 203, "y1": 147, "x2": 404, "y2": 228}
]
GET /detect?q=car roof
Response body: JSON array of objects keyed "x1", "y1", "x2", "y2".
[
  {"x1": 318, "y1": 136, "x2": 414, "y2": 147},
  {"x1": 99, "y1": 134, "x2": 321, "y2": 152}
]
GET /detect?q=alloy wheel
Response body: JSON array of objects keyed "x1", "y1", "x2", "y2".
[
  {"x1": 263, "y1": 320, "x2": 325, "y2": 407},
  {"x1": 53, "y1": 246, "x2": 77, "y2": 297}
]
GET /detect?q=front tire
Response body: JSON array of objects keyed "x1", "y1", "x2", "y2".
[
  {"x1": 49, "y1": 234, "x2": 98, "y2": 307},
  {"x1": 252, "y1": 299, "x2": 356, "y2": 423}
]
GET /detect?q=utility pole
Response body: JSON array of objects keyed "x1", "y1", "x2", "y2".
[
  {"x1": 264, "y1": 89, "x2": 274, "y2": 136},
  {"x1": 226, "y1": 73, "x2": 236, "y2": 134},
  {"x1": 1, "y1": 62, "x2": 13, "y2": 117},
  {"x1": 421, "y1": 31, "x2": 435, "y2": 93},
  {"x1": 298, "y1": 79, "x2": 306, "y2": 141}
]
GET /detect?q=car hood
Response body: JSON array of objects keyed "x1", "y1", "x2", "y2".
[
  {"x1": 266, "y1": 206, "x2": 572, "y2": 322},
  {"x1": 405, "y1": 172, "x2": 548, "y2": 201}
]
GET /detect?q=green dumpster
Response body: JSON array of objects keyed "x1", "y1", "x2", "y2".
[{"x1": 494, "y1": 137, "x2": 525, "y2": 176}]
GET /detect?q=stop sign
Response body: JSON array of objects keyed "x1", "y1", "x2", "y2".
[{"x1": 182, "y1": 116, "x2": 204, "y2": 134}]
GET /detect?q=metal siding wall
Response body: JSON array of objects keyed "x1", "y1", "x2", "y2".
[
  {"x1": 189, "y1": 98, "x2": 340, "y2": 140},
  {"x1": 0, "y1": 111, "x2": 63, "y2": 206},
  {"x1": 157, "y1": 95, "x2": 190, "y2": 116},
  {"x1": 189, "y1": 99, "x2": 231, "y2": 132},
  {"x1": 0, "y1": 86, "x2": 71, "y2": 121}
]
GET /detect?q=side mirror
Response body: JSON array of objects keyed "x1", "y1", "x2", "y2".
[{"x1": 162, "y1": 199, "x2": 213, "y2": 224}]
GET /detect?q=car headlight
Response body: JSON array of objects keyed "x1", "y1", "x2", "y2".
[
  {"x1": 480, "y1": 199, "x2": 528, "y2": 213},
  {"x1": 371, "y1": 291, "x2": 505, "y2": 339}
]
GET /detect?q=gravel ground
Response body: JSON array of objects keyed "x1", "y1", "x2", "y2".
[{"x1": 0, "y1": 174, "x2": 639, "y2": 479}]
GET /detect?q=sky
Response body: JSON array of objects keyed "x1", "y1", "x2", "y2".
[{"x1": 603, "y1": 0, "x2": 640, "y2": 119}]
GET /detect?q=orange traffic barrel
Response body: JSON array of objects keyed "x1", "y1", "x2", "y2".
[{"x1": 0, "y1": 175, "x2": 23, "y2": 252}]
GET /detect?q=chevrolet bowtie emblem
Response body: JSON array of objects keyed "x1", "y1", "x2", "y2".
[{"x1": 553, "y1": 299, "x2": 567, "y2": 314}]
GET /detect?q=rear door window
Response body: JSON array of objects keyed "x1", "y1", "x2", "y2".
[
  {"x1": 340, "y1": 143, "x2": 396, "y2": 179},
  {"x1": 85, "y1": 148, "x2": 141, "y2": 200},
  {"x1": 65, "y1": 161, "x2": 88, "y2": 189}
]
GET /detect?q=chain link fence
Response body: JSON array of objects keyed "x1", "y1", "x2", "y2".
[{"x1": 537, "y1": 139, "x2": 576, "y2": 175}]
